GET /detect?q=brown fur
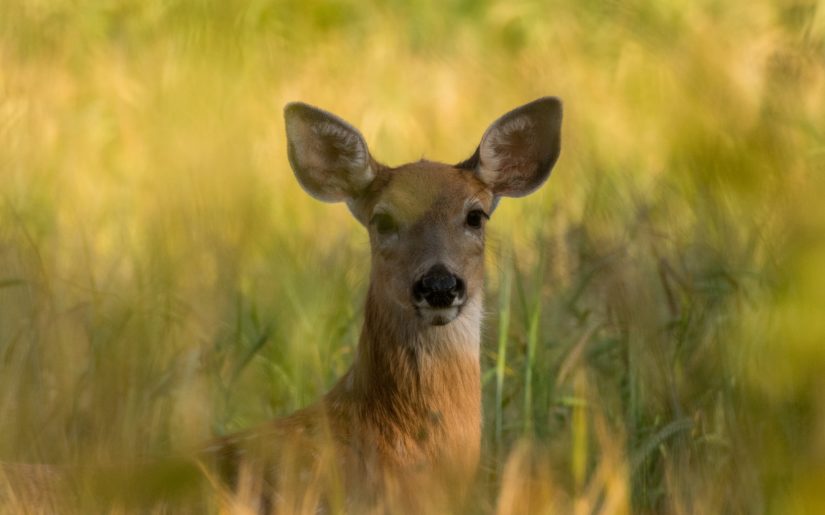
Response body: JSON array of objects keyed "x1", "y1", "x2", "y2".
[
  {"x1": 205, "y1": 98, "x2": 562, "y2": 513},
  {"x1": 2, "y1": 98, "x2": 561, "y2": 514},
  {"x1": 206, "y1": 163, "x2": 489, "y2": 513}
]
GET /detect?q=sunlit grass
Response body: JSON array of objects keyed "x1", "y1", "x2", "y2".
[{"x1": 2, "y1": 0, "x2": 824, "y2": 512}]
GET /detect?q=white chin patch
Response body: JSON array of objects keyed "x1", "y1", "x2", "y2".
[{"x1": 418, "y1": 306, "x2": 460, "y2": 326}]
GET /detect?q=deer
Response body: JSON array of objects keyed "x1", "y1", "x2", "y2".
[
  {"x1": 1, "y1": 97, "x2": 562, "y2": 514},
  {"x1": 197, "y1": 97, "x2": 563, "y2": 513}
]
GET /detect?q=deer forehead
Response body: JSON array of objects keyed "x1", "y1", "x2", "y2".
[{"x1": 370, "y1": 162, "x2": 493, "y2": 223}]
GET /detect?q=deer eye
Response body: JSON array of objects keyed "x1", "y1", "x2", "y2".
[
  {"x1": 465, "y1": 209, "x2": 488, "y2": 229},
  {"x1": 371, "y1": 213, "x2": 398, "y2": 235}
]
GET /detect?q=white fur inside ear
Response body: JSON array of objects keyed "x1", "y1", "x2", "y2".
[
  {"x1": 314, "y1": 120, "x2": 373, "y2": 187},
  {"x1": 285, "y1": 103, "x2": 377, "y2": 202},
  {"x1": 478, "y1": 114, "x2": 535, "y2": 185}
]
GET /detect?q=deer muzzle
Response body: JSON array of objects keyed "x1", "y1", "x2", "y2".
[{"x1": 412, "y1": 264, "x2": 466, "y2": 325}]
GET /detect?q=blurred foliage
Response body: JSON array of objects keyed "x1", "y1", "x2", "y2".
[{"x1": 1, "y1": 0, "x2": 824, "y2": 513}]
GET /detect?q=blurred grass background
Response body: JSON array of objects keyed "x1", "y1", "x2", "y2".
[{"x1": 1, "y1": 0, "x2": 824, "y2": 512}]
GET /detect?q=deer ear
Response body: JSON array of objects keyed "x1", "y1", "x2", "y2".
[
  {"x1": 472, "y1": 97, "x2": 562, "y2": 198},
  {"x1": 284, "y1": 102, "x2": 375, "y2": 203}
]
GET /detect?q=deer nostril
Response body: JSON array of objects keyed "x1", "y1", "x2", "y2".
[
  {"x1": 413, "y1": 265, "x2": 465, "y2": 308},
  {"x1": 454, "y1": 277, "x2": 466, "y2": 297}
]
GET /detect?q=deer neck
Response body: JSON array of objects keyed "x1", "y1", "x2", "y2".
[{"x1": 333, "y1": 284, "x2": 482, "y2": 464}]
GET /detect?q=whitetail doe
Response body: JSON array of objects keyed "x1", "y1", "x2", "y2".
[{"x1": 201, "y1": 97, "x2": 563, "y2": 513}]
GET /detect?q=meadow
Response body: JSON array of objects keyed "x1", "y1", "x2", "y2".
[{"x1": 1, "y1": 0, "x2": 824, "y2": 512}]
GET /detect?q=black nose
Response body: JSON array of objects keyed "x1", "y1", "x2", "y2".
[{"x1": 413, "y1": 264, "x2": 465, "y2": 308}]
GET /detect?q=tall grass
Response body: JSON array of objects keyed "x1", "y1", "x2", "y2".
[{"x1": 2, "y1": 0, "x2": 824, "y2": 512}]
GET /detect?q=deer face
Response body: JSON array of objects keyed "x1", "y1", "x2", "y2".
[
  {"x1": 360, "y1": 162, "x2": 492, "y2": 326},
  {"x1": 284, "y1": 98, "x2": 562, "y2": 327}
]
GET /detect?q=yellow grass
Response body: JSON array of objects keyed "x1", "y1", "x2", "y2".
[{"x1": 2, "y1": 0, "x2": 824, "y2": 512}]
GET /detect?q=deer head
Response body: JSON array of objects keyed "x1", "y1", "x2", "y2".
[{"x1": 284, "y1": 98, "x2": 562, "y2": 329}]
